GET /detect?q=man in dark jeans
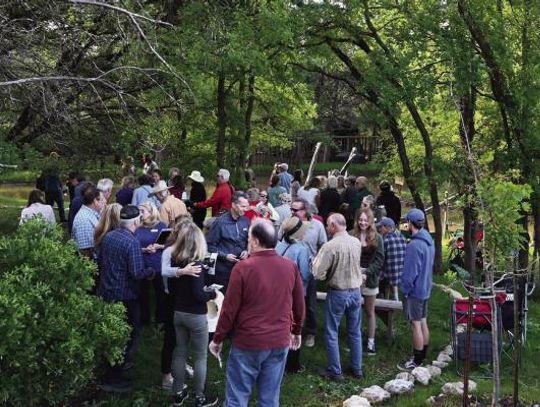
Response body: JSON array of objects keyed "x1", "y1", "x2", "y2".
[
  {"x1": 42, "y1": 166, "x2": 66, "y2": 222},
  {"x1": 97, "y1": 205, "x2": 155, "y2": 392}
]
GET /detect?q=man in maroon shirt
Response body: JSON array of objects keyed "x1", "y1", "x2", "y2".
[{"x1": 209, "y1": 219, "x2": 305, "y2": 407}]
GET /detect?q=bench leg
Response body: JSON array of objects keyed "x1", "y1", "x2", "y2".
[{"x1": 386, "y1": 311, "x2": 395, "y2": 345}]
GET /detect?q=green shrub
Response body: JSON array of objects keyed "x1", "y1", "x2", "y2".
[{"x1": 0, "y1": 219, "x2": 130, "y2": 406}]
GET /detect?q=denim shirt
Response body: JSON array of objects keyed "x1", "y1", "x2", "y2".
[
  {"x1": 275, "y1": 240, "x2": 310, "y2": 295},
  {"x1": 206, "y1": 212, "x2": 250, "y2": 275}
]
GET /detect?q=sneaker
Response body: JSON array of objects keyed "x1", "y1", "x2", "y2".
[
  {"x1": 162, "y1": 374, "x2": 173, "y2": 390},
  {"x1": 286, "y1": 364, "x2": 306, "y2": 374},
  {"x1": 185, "y1": 363, "x2": 194, "y2": 378},
  {"x1": 318, "y1": 367, "x2": 345, "y2": 383},
  {"x1": 365, "y1": 344, "x2": 376, "y2": 356},
  {"x1": 173, "y1": 389, "x2": 189, "y2": 406},
  {"x1": 304, "y1": 334, "x2": 315, "y2": 348},
  {"x1": 397, "y1": 358, "x2": 422, "y2": 371},
  {"x1": 195, "y1": 394, "x2": 218, "y2": 407},
  {"x1": 98, "y1": 379, "x2": 133, "y2": 393}
]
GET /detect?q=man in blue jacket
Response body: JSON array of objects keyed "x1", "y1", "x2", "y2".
[
  {"x1": 399, "y1": 208, "x2": 434, "y2": 370},
  {"x1": 206, "y1": 191, "x2": 250, "y2": 292}
]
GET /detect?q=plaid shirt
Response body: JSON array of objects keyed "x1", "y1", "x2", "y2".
[
  {"x1": 382, "y1": 230, "x2": 407, "y2": 286},
  {"x1": 98, "y1": 228, "x2": 153, "y2": 301},
  {"x1": 71, "y1": 205, "x2": 99, "y2": 250}
]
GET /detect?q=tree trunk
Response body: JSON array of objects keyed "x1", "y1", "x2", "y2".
[
  {"x1": 463, "y1": 205, "x2": 478, "y2": 277},
  {"x1": 405, "y1": 102, "x2": 443, "y2": 273},
  {"x1": 239, "y1": 75, "x2": 255, "y2": 172},
  {"x1": 458, "y1": 87, "x2": 478, "y2": 278},
  {"x1": 216, "y1": 72, "x2": 227, "y2": 168},
  {"x1": 532, "y1": 194, "x2": 540, "y2": 257},
  {"x1": 386, "y1": 116, "x2": 425, "y2": 213}
]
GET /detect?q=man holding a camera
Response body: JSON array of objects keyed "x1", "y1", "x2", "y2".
[{"x1": 206, "y1": 191, "x2": 250, "y2": 292}]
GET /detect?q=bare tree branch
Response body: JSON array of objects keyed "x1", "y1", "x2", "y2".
[
  {"x1": 69, "y1": 0, "x2": 174, "y2": 27},
  {"x1": 0, "y1": 66, "x2": 168, "y2": 87}
]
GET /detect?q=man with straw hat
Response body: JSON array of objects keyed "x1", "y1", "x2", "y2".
[
  {"x1": 187, "y1": 170, "x2": 207, "y2": 229},
  {"x1": 276, "y1": 217, "x2": 311, "y2": 373},
  {"x1": 150, "y1": 180, "x2": 187, "y2": 227}
]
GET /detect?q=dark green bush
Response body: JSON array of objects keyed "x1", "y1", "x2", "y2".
[{"x1": 0, "y1": 219, "x2": 130, "y2": 406}]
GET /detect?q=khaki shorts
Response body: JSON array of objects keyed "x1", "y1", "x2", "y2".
[{"x1": 361, "y1": 286, "x2": 379, "y2": 296}]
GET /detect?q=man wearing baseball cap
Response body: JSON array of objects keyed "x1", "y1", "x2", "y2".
[
  {"x1": 398, "y1": 208, "x2": 434, "y2": 370},
  {"x1": 377, "y1": 216, "x2": 407, "y2": 301}
]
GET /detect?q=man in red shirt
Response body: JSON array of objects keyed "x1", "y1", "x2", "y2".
[
  {"x1": 195, "y1": 168, "x2": 234, "y2": 217},
  {"x1": 209, "y1": 219, "x2": 305, "y2": 407}
]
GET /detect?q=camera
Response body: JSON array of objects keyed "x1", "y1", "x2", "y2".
[{"x1": 202, "y1": 252, "x2": 218, "y2": 275}]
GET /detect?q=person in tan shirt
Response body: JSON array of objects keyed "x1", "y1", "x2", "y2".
[
  {"x1": 312, "y1": 213, "x2": 364, "y2": 382},
  {"x1": 151, "y1": 180, "x2": 187, "y2": 227}
]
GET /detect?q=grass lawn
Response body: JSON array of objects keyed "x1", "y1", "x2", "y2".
[{"x1": 91, "y1": 277, "x2": 540, "y2": 407}]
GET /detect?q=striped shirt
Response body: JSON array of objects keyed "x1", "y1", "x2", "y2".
[{"x1": 382, "y1": 230, "x2": 407, "y2": 286}]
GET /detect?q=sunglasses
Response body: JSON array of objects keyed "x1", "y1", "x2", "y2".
[
  {"x1": 290, "y1": 207, "x2": 304, "y2": 213},
  {"x1": 259, "y1": 194, "x2": 268, "y2": 198}
]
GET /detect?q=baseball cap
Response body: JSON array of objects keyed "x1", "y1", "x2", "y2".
[
  {"x1": 376, "y1": 216, "x2": 395, "y2": 228},
  {"x1": 120, "y1": 205, "x2": 140, "y2": 220},
  {"x1": 405, "y1": 208, "x2": 425, "y2": 223}
]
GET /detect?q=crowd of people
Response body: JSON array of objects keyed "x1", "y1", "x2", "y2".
[{"x1": 21, "y1": 156, "x2": 434, "y2": 407}]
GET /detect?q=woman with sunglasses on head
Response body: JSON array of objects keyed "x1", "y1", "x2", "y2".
[{"x1": 351, "y1": 208, "x2": 384, "y2": 356}]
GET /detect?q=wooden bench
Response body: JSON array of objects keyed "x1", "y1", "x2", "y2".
[{"x1": 317, "y1": 292, "x2": 403, "y2": 344}]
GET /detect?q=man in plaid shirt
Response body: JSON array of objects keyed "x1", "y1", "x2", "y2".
[
  {"x1": 378, "y1": 217, "x2": 406, "y2": 300},
  {"x1": 98, "y1": 205, "x2": 156, "y2": 393}
]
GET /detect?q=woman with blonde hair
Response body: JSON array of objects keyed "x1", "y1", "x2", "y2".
[
  {"x1": 94, "y1": 203, "x2": 122, "y2": 252},
  {"x1": 159, "y1": 212, "x2": 194, "y2": 391},
  {"x1": 162, "y1": 222, "x2": 219, "y2": 407},
  {"x1": 135, "y1": 201, "x2": 167, "y2": 331},
  {"x1": 351, "y1": 208, "x2": 384, "y2": 356}
]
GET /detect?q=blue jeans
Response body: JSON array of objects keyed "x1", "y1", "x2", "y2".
[
  {"x1": 225, "y1": 346, "x2": 288, "y2": 407},
  {"x1": 324, "y1": 289, "x2": 362, "y2": 375}
]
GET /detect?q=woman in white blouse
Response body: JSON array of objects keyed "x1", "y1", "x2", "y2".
[
  {"x1": 297, "y1": 177, "x2": 321, "y2": 214},
  {"x1": 20, "y1": 189, "x2": 56, "y2": 224}
]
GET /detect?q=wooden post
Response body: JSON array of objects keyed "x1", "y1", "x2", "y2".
[
  {"x1": 340, "y1": 147, "x2": 357, "y2": 176},
  {"x1": 304, "y1": 142, "x2": 322, "y2": 187}
]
